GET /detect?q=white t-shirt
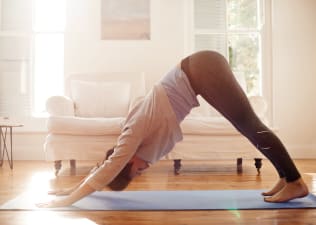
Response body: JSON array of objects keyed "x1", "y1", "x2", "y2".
[{"x1": 161, "y1": 64, "x2": 200, "y2": 122}]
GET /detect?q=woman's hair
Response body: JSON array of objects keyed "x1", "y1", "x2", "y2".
[{"x1": 105, "y1": 148, "x2": 133, "y2": 191}]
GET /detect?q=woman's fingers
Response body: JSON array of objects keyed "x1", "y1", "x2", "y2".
[
  {"x1": 48, "y1": 189, "x2": 72, "y2": 196},
  {"x1": 36, "y1": 198, "x2": 70, "y2": 208}
]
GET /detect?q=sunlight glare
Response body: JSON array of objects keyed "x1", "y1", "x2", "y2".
[
  {"x1": 33, "y1": 0, "x2": 66, "y2": 32},
  {"x1": 27, "y1": 172, "x2": 55, "y2": 200},
  {"x1": 33, "y1": 34, "x2": 64, "y2": 115},
  {"x1": 228, "y1": 209, "x2": 241, "y2": 218},
  {"x1": 24, "y1": 212, "x2": 98, "y2": 225}
]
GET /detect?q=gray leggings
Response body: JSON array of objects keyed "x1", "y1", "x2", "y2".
[{"x1": 181, "y1": 50, "x2": 300, "y2": 182}]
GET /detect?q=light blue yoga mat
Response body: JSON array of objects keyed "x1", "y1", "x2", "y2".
[{"x1": 1, "y1": 190, "x2": 316, "y2": 211}]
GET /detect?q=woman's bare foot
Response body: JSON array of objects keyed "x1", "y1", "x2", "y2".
[
  {"x1": 264, "y1": 178, "x2": 309, "y2": 203},
  {"x1": 262, "y1": 178, "x2": 286, "y2": 196}
]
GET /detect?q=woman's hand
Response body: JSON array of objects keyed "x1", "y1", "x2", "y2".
[
  {"x1": 36, "y1": 197, "x2": 72, "y2": 208},
  {"x1": 36, "y1": 182, "x2": 95, "y2": 208},
  {"x1": 48, "y1": 187, "x2": 75, "y2": 196}
]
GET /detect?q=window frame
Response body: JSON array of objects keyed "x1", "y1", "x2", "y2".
[{"x1": 184, "y1": 0, "x2": 274, "y2": 125}]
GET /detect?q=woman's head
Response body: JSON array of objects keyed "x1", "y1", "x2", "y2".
[{"x1": 105, "y1": 148, "x2": 149, "y2": 191}]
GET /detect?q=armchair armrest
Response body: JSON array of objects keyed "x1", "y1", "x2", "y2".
[{"x1": 46, "y1": 96, "x2": 75, "y2": 116}]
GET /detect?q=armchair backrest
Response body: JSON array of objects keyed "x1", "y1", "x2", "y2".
[{"x1": 65, "y1": 72, "x2": 146, "y2": 118}]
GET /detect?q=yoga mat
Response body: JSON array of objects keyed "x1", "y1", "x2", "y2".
[{"x1": 1, "y1": 190, "x2": 316, "y2": 211}]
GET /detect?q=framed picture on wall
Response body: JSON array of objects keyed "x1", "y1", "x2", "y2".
[{"x1": 101, "y1": 0, "x2": 151, "y2": 40}]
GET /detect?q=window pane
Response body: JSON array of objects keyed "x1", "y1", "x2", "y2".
[
  {"x1": 0, "y1": 36, "x2": 31, "y2": 118},
  {"x1": 195, "y1": 34, "x2": 227, "y2": 57},
  {"x1": 228, "y1": 33, "x2": 261, "y2": 95},
  {"x1": 33, "y1": 34, "x2": 64, "y2": 115},
  {"x1": 0, "y1": 65, "x2": 31, "y2": 117},
  {"x1": 227, "y1": 0, "x2": 258, "y2": 30},
  {"x1": 194, "y1": 0, "x2": 226, "y2": 30},
  {"x1": 33, "y1": 0, "x2": 66, "y2": 32}
]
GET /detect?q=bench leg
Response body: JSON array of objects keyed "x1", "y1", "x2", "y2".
[
  {"x1": 69, "y1": 159, "x2": 76, "y2": 175},
  {"x1": 54, "y1": 160, "x2": 62, "y2": 176},
  {"x1": 70, "y1": 159, "x2": 76, "y2": 169},
  {"x1": 237, "y1": 157, "x2": 243, "y2": 173},
  {"x1": 254, "y1": 158, "x2": 262, "y2": 175},
  {"x1": 173, "y1": 159, "x2": 182, "y2": 175}
]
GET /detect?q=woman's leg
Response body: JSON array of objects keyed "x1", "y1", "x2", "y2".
[{"x1": 181, "y1": 50, "x2": 308, "y2": 202}]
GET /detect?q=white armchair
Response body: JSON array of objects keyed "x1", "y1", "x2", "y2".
[
  {"x1": 44, "y1": 70, "x2": 268, "y2": 176},
  {"x1": 44, "y1": 72, "x2": 145, "y2": 175}
]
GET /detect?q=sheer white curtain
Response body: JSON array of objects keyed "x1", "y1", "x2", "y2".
[
  {"x1": 0, "y1": 0, "x2": 32, "y2": 118},
  {"x1": 32, "y1": 0, "x2": 65, "y2": 116}
]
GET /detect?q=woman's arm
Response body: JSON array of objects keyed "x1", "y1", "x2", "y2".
[
  {"x1": 47, "y1": 178, "x2": 85, "y2": 196},
  {"x1": 37, "y1": 114, "x2": 145, "y2": 208},
  {"x1": 37, "y1": 164, "x2": 101, "y2": 207},
  {"x1": 48, "y1": 163, "x2": 103, "y2": 196},
  {"x1": 36, "y1": 181, "x2": 95, "y2": 208}
]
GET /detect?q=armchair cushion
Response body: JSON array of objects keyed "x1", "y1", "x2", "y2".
[
  {"x1": 47, "y1": 116, "x2": 124, "y2": 135},
  {"x1": 71, "y1": 80, "x2": 131, "y2": 118},
  {"x1": 181, "y1": 116, "x2": 239, "y2": 135}
]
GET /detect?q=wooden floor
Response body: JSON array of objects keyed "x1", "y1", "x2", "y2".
[{"x1": 0, "y1": 159, "x2": 316, "y2": 225}]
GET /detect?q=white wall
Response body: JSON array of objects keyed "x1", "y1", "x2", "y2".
[
  {"x1": 271, "y1": 0, "x2": 316, "y2": 158},
  {"x1": 10, "y1": 0, "x2": 316, "y2": 160},
  {"x1": 65, "y1": 0, "x2": 186, "y2": 88}
]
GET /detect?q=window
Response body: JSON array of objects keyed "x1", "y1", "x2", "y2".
[
  {"x1": 0, "y1": 0, "x2": 32, "y2": 118},
  {"x1": 189, "y1": 0, "x2": 265, "y2": 96},
  {"x1": 32, "y1": 0, "x2": 65, "y2": 116},
  {"x1": 0, "y1": 0, "x2": 65, "y2": 119}
]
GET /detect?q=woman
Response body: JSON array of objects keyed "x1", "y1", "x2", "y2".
[{"x1": 37, "y1": 51, "x2": 308, "y2": 208}]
